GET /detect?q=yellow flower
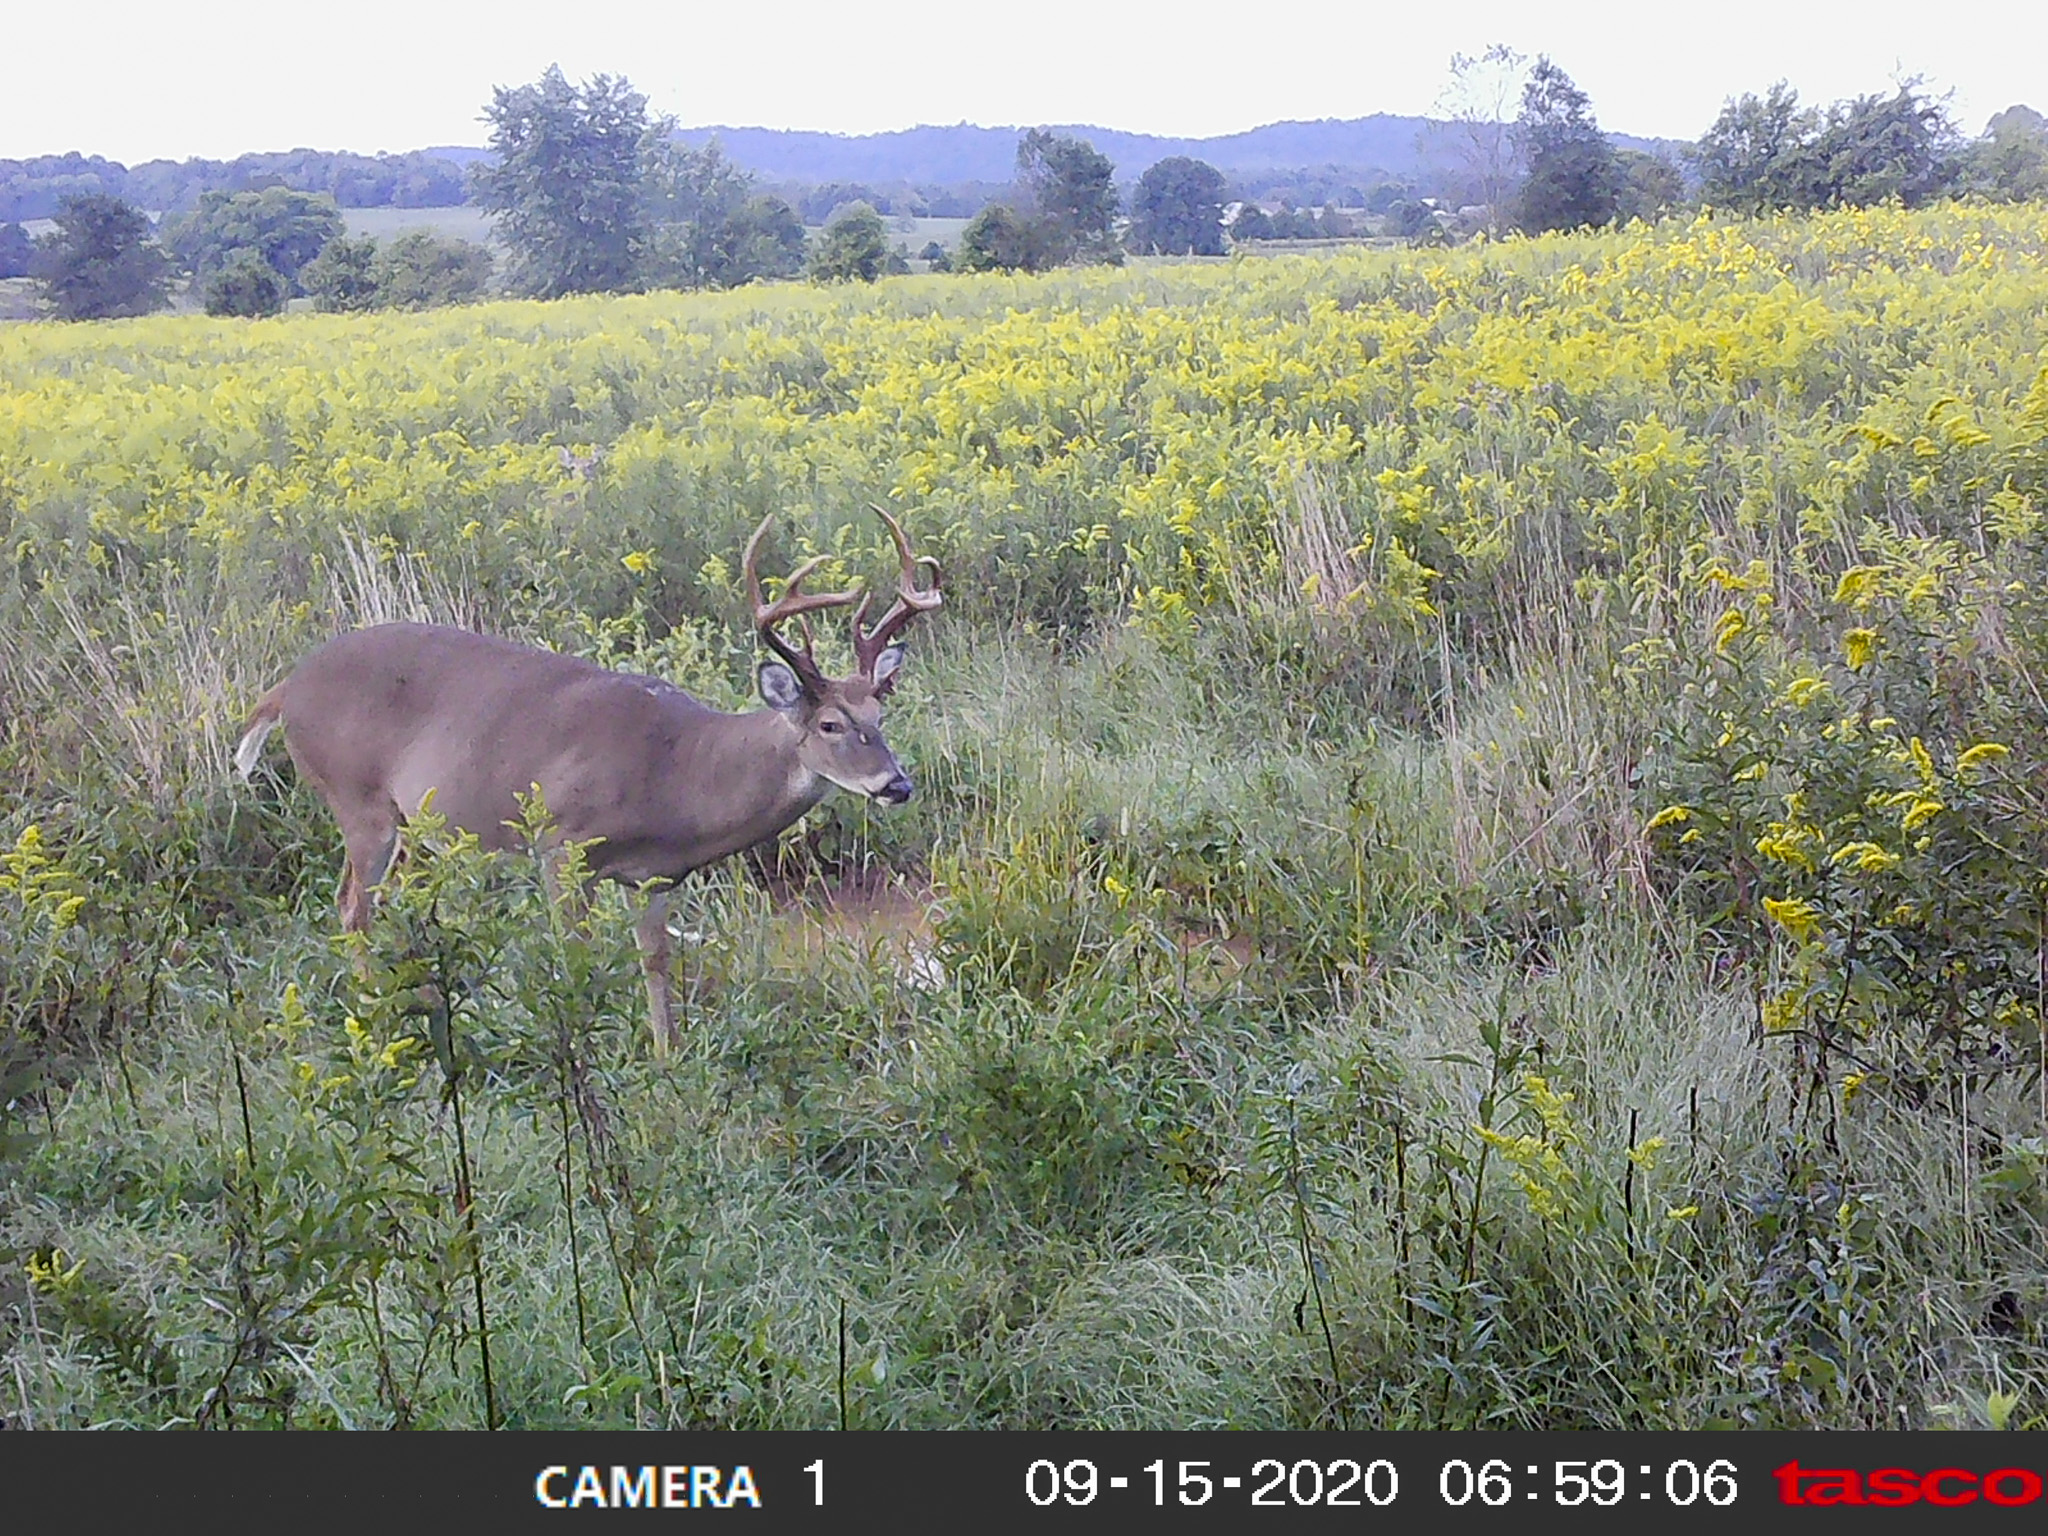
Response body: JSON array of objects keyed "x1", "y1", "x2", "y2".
[
  {"x1": 1712, "y1": 607, "x2": 1747, "y2": 655},
  {"x1": 621, "y1": 548, "x2": 656, "y2": 574},
  {"x1": 1900, "y1": 796, "x2": 1944, "y2": 832},
  {"x1": 1829, "y1": 841, "x2": 1899, "y2": 873},
  {"x1": 1955, "y1": 742, "x2": 2009, "y2": 779},
  {"x1": 1763, "y1": 897, "x2": 1822, "y2": 942},
  {"x1": 1666, "y1": 1205, "x2": 1700, "y2": 1221},
  {"x1": 1843, "y1": 628, "x2": 1878, "y2": 670},
  {"x1": 1645, "y1": 805, "x2": 1691, "y2": 831}
]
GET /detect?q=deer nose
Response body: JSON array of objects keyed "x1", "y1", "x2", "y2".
[{"x1": 876, "y1": 774, "x2": 914, "y2": 805}]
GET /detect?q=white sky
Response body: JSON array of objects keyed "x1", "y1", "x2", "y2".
[{"x1": 5, "y1": 1, "x2": 2041, "y2": 163}]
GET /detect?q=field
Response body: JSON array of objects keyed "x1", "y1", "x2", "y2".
[
  {"x1": 339, "y1": 204, "x2": 501, "y2": 246},
  {"x1": 2, "y1": 205, "x2": 2047, "y2": 1429}
]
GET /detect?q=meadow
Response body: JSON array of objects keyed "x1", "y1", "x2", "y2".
[{"x1": 2, "y1": 203, "x2": 2046, "y2": 1429}]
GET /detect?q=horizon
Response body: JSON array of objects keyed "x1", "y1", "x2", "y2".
[{"x1": 3, "y1": 2, "x2": 2037, "y2": 165}]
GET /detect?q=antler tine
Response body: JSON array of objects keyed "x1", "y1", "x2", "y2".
[
  {"x1": 743, "y1": 513, "x2": 863, "y2": 688},
  {"x1": 852, "y1": 504, "x2": 944, "y2": 678}
]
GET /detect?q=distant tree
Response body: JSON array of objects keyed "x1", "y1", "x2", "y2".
[
  {"x1": 722, "y1": 195, "x2": 810, "y2": 282},
  {"x1": 0, "y1": 221, "x2": 32, "y2": 278},
  {"x1": 643, "y1": 141, "x2": 802, "y2": 288},
  {"x1": 917, "y1": 239, "x2": 951, "y2": 272},
  {"x1": 1316, "y1": 206, "x2": 1356, "y2": 238},
  {"x1": 472, "y1": 64, "x2": 651, "y2": 297},
  {"x1": 1692, "y1": 82, "x2": 1824, "y2": 214},
  {"x1": 1229, "y1": 204, "x2": 1277, "y2": 242},
  {"x1": 203, "y1": 248, "x2": 287, "y2": 316},
  {"x1": 797, "y1": 181, "x2": 890, "y2": 223},
  {"x1": 808, "y1": 201, "x2": 890, "y2": 282},
  {"x1": 163, "y1": 187, "x2": 345, "y2": 292},
  {"x1": 1015, "y1": 130, "x2": 1120, "y2": 264},
  {"x1": 1695, "y1": 79, "x2": 1966, "y2": 214},
  {"x1": 300, "y1": 234, "x2": 381, "y2": 312},
  {"x1": 1384, "y1": 199, "x2": 1438, "y2": 240},
  {"x1": 1807, "y1": 84, "x2": 1966, "y2": 208},
  {"x1": 955, "y1": 203, "x2": 1052, "y2": 272},
  {"x1": 1613, "y1": 149, "x2": 1685, "y2": 222},
  {"x1": 1975, "y1": 105, "x2": 2048, "y2": 201},
  {"x1": 372, "y1": 231, "x2": 493, "y2": 309},
  {"x1": 1128, "y1": 157, "x2": 1227, "y2": 255},
  {"x1": 31, "y1": 194, "x2": 171, "y2": 320},
  {"x1": 1513, "y1": 57, "x2": 1619, "y2": 232},
  {"x1": 1429, "y1": 44, "x2": 1530, "y2": 236}
]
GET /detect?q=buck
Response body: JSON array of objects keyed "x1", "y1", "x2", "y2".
[{"x1": 235, "y1": 506, "x2": 941, "y2": 1050}]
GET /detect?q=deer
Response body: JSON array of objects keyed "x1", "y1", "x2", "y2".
[{"x1": 234, "y1": 505, "x2": 942, "y2": 1052}]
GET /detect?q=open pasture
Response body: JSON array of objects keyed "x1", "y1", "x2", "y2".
[{"x1": 2, "y1": 205, "x2": 2046, "y2": 1428}]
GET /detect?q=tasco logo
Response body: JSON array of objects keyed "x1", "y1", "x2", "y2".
[{"x1": 1774, "y1": 1462, "x2": 2045, "y2": 1507}]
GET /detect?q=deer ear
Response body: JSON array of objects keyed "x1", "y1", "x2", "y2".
[
  {"x1": 871, "y1": 645, "x2": 906, "y2": 695},
  {"x1": 758, "y1": 662, "x2": 808, "y2": 710}
]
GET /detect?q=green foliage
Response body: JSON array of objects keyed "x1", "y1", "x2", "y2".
[
  {"x1": 808, "y1": 202, "x2": 890, "y2": 283},
  {"x1": 371, "y1": 231, "x2": 493, "y2": 310},
  {"x1": 1129, "y1": 157, "x2": 1227, "y2": 256},
  {"x1": 300, "y1": 234, "x2": 381, "y2": 312},
  {"x1": 1513, "y1": 57, "x2": 1618, "y2": 233},
  {"x1": 202, "y1": 248, "x2": 287, "y2": 317},
  {"x1": 472, "y1": 65, "x2": 652, "y2": 297},
  {"x1": 1613, "y1": 149, "x2": 1683, "y2": 222},
  {"x1": 162, "y1": 187, "x2": 345, "y2": 292},
  {"x1": 643, "y1": 140, "x2": 804, "y2": 290},
  {"x1": 0, "y1": 221, "x2": 32, "y2": 279},
  {"x1": 29, "y1": 193, "x2": 171, "y2": 319},
  {"x1": 1016, "y1": 129, "x2": 1121, "y2": 265},
  {"x1": 1974, "y1": 106, "x2": 2048, "y2": 201},
  {"x1": 1694, "y1": 80, "x2": 1967, "y2": 214},
  {"x1": 954, "y1": 202, "x2": 1051, "y2": 273}
]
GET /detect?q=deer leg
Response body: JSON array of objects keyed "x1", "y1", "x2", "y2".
[
  {"x1": 634, "y1": 890, "x2": 678, "y2": 1055},
  {"x1": 334, "y1": 808, "x2": 401, "y2": 982}
]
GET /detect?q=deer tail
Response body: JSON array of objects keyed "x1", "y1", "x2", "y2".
[{"x1": 233, "y1": 685, "x2": 286, "y2": 779}]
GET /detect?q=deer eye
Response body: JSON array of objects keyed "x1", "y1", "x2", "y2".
[{"x1": 818, "y1": 718, "x2": 845, "y2": 735}]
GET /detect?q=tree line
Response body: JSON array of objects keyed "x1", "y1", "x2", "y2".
[{"x1": 7, "y1": 59, "x2": 2045, "y2": 320}]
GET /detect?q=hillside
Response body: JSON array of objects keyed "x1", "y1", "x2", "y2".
[{"x1": 670, "y1": 114, "x2": 1685, "y2": 186}]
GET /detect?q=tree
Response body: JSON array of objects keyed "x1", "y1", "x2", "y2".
[
  {"x1": 1229, "y1": 203, "x2": 1277, "y2": 242},
  {"x1": 1513, "y1": 57, "x2": 1619, "y2": 233},
  {"x1": 472, "y1": 65, "x2": 651, "y2": 297},
  {"x1": 808, "y1": 202, "x2": 890, "y2": 282},
  {"x1": 204, "y1": 248, "x2": 286, "y2": 316},
  {"x1": 0, "y1": 221, "x2": 32, "y2": 279},
  {"x1": 1693, "y1": 82, "x2": 1824, "y2": 214},
  {"x1": 1694, "y1": 79, "x2": 1966, "y2": 214},
  {"x1": 955, "y1": 202, "x2": 1052, "y2": 273},
  {"x1": 1808, "y1": 85, "x2": 1965, "y2": 208},
  {"x1": 1429, "y1": 44, "x2": 1530, "y2": 235},
  {"x1": 642, "y1": 140, "x2": 802, "y2": 289},
  {"x1": 301, "y1": 234, "x2": 381, "y2": 312},
  {"x1": 372, "y1": 231, "x2": 492, "y2": 309},
  {"x1": 1128, "y1": 157, "x2": 1226, "y2": 255},
  {"x1": 1015, "y1": 130, "x2": 1120, "y2": 264},
  {"x1": 724, "y1": 195, "x2": 809, "y2": 282},
  {"x1": 1613, "y1": 149, "x2": 1685, "y2": 222},
  {"x1": 163, "y1": 187, "x2": 345, "y2": 292},
  {"x1": 31, "y1": 194, "x2": 171, "y2": 320},
  {"x1": 1975, "y1": 105, "x2": 2048, "y2": 201}
]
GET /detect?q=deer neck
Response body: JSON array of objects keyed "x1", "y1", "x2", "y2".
[{"x1": 684, "y1": 706, "x2": 831, "y2": 863}]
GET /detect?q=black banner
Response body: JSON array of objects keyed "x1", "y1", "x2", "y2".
[{"x1": 2, "y1": 1432, "x2": 2042, "y2": 1530}]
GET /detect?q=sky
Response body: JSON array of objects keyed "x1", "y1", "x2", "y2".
[{"x1": 6, "y1": 1, "x2": 2041, "y2": 164}]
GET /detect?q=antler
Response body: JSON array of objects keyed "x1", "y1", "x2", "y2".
[
  {"x1": 851, "y1": 504, "x2": 943, "y2": 687},
  {"x1": 744, "y1": 514, "x2": 864, "y2": 693}
]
